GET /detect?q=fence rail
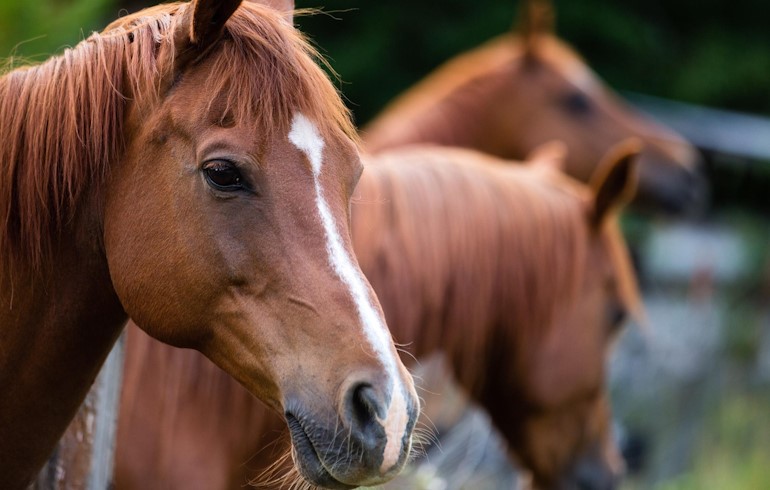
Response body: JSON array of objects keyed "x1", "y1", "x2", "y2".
[{"x1": 627, "y1": 93, "x2": 770, "y2": 162}]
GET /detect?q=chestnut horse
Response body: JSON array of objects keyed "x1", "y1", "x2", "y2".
[
  {"x1": 115, "y1": 142, "x2": 642, "y2": 490},
  {"x1": 0, "y1": 1, "x2": 418, "y2": 488},
  {"x1": 363, "y1": 0, "x2": 704, "y2": 213}
]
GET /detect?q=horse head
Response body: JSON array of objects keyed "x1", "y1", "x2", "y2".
[
  {"x1": 511, "y1": 140, "x2": 643, "y2": 490},
  {"x1": 102, "y1": 1, "x2": 416, "y2": 487},
  {"x1": 364, "y1": 0, "x2": 705, "y2": 214},
  {"x1": 506, "y1": 0, "x2": 705, "y2": 213}
]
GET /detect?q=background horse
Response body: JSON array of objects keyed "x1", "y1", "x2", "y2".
[
  {"x1": 0, "y1": 1, "x2": 417, "y2": 488},
  {"x1": 115, "y1": 142, "x2": 642, "y2": 490},
  {"x1": 363, "y1": 0, "x2": 704, "y2": 214}
]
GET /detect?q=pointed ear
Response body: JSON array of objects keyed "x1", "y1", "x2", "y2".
[
  {"x1": 589, "y1": 139, "x2": 642, "y2": 227},
  {"x1": 526, "y1": 140, "x2": 567, "y2": 173},
  {"x1": 171, "y1": 0, "x2": 242, "y2": 78},
  {"x1": 189, "y1": 0, "x2": 242, "y2": 47},
  {"x1": 516, "y1": 0, "x2": 555, "y2": 53},
  {"x1": 249, "y1": 0, "x2": 295, "y2": 23}
]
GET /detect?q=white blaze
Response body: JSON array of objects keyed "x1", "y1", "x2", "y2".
[{"x1": 288, "y1": 113, "x2": 408, "y2": 470}]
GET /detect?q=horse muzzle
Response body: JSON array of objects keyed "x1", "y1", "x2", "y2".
[
  {"x1": 285, "y1": 380, "x2": 418, "y2": 489},
  {"x1": 636, "y1": 147, "x2": 709, "y2": 215},
  {"x1": 557, "y1": 442, "x2": 624, "y2": 490}
]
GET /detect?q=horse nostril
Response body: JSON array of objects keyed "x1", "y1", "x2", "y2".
[
  {"x1": 348, "y1": 383, "x2": 382, "y2": 430},
  {"x1": 342, "y1": 381, "x2": 391, "y2": 456}
]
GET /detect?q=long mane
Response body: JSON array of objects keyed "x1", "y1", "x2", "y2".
[
  {"x1": 354, "y1": 147, "x2": 593, "y2": 391},
  {"x1": 0, "y1": 2, "x2": 355, "y2": 271}
]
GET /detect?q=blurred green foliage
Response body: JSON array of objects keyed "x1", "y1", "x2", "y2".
[
  {"x1": 0, "y1": 0, "x2": 114, "y2": 66},
  {"x1": 1, "y1": 0, "x2": 768, "y2": 124},
  {"x1": 294, "y1": 0, "x2": 770, "y2": 124}
]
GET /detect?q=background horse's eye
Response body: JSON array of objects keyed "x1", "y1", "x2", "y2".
[
  {"x1": 203, "y1": 161, "x2": 244, "y2": 191},
  {"x1": 561, "y1": 91, "x2": 593, "y2": 116},
  {"x1": 608, "y1": 304, "x2": 628, "y2": 331}
]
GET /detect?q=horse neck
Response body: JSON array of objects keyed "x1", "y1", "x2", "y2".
[
  {"x1": 363, "y1": 38, "x2": 518, "y2": 155},
  {"x1": 362, "y1": 74, "x2": 504, "y2": 154},
  {"x1": 0, "y1": 223, "x2": 126, "y2": 487}
]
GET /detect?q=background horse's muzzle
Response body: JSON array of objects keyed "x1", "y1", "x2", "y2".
[
  {"x1": 636, "y1": 147, "x2": 709, "y2": 215},
  {"x1": 560, "y1": 443, "x2": 623, "y2": 490}
]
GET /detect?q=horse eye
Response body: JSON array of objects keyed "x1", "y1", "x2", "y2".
[
  {"x1": 608, "y1": 304, "x2": 627, "y2": 331},
  {"x1": 562, "y1": 91, "x2": 593, "y2": 116},
  {"x1": 203, "y1": 161, "x2": 244, "y2": 191}
]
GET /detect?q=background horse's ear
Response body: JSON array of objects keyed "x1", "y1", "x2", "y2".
[
  {"x1": 248, "y1": 0, "x2": 295, "y2": 23},
  {"x1": 589, "y1": 139, "x2": 642, "y2": 226},
  {"x1": 516, "y1": 0, "x2": 555, "y2": 53},
  {"x1": 526, "y1": 140, "x2": 568, "y2": 172}
]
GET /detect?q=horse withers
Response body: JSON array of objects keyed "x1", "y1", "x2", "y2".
[
  {"x1": 363, "y1": 0, "x2": 705, "y2": 214},
  {"x1": 0, "y1": 1, "x2": 416, "y2": 488},
  {"x1": 115, "y1": 141, "x2": 643, "y2": 490}
]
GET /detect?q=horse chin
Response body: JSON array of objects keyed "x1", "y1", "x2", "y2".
[{"x1": 286, "y1": 413, "x2": 357, "y2": 490}]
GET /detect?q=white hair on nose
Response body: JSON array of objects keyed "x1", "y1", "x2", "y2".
[
  {"x1": 288, "y1": 113, "x2": 392, "y2": 368},
  {"x1": 288, "y1": 113, "x2": 409, "y2": 471}
]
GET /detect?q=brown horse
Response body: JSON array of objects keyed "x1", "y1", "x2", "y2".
[
  {"x1": 363, "y1": 0, "x2": 704, "y2": 214},
  {"x1": 0, "y1": 1, "x2": 417, "y2": 488},
  {"x1": 115, "y1": 142, "x2": 642, "y2": 490}
]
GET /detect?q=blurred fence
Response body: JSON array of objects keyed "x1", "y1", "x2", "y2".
[{"x1": 628, "y1": 94, "x2": 770, "y2": 214}]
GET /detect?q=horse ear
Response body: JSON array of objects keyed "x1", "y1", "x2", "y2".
[
  {"x1": 170, "y1": 0, "x2": 242, "y2": 78},
  {"x1": 589, "y1": 139, "x2": 641, "y2": 227},
  {"x1": 188, "y1": 0, "x2": 242, "y2": 47},
  {"x1": 516, "y1": 0, "x2": 555, "y2": 52},
  {"x1": 247, "y1": 0, "x2": 295, "y2": 22},
  {"x1": 526, "y1": 140, "x2": 567, "y2": 172}
]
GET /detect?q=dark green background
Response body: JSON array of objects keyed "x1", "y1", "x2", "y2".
[{"x1": 2, "y1": 0, "x2": 769, "y2": 126}]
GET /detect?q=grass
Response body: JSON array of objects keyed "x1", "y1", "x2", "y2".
[{"x1": 653, "y1": 392, "x2": 770, "y2": 490}]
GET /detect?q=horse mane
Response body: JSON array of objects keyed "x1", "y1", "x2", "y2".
[
  {"x1": 0, "y1": 2, "x2": 355, "y2": 272},
  {"x1": 355, "y1": 147, "x2": 594, "y2": 391}
]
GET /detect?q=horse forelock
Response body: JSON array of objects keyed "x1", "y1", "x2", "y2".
[
  {"x1": 196, "y1": 3, "x2": 357, "y2": 141},
  {"x1": 521, "y1": 164, "x2": 644, "y2": 334},
  {"x1": 491, "y1": 166, "x2": 592, "y2": 336},
  {"x1": 0, "y1": 2, "x2": 355, "y2": 272}
]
